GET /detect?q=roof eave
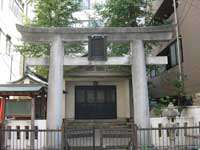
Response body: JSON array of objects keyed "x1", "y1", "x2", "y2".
[{"x1": 152, "y1": 0, "x2": 176, "y2": 23}]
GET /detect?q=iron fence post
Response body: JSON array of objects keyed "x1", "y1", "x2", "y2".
[
  {"x1": 93, "y1": 126, "x2": 95, "y2": 150},
  {"x1": 131, "y1": 122, "x2": 138, "y2": 150},
  {"x1": 61, "y1": 123, "x2": 65, "y2": 150},
  {"x1": 100, "y1": 129, "x2": 103, "y2": 150}
]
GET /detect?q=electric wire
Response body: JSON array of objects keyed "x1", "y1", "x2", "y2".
[
  {"x1": 178, "y1": 0, "x2": 189, "y2": 20},
  {"x1": 179, "y1": 0, "x2": 193, "y2": 26}
]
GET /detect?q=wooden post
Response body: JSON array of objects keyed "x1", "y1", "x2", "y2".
[{"x1": 30, "y1": 96, "x2": 35, "y2": 149}]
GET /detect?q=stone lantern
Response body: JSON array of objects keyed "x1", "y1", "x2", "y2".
[
  {"x1": 162, "y1": 102, "x2": 180, "y2": 122},
  {"x1": 162, "y1": 102, "x2": 180, "y2": 149}
]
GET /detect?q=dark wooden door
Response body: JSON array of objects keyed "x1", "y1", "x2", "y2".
[{"x1": 75, "y1": 86, "x2": 117, "y2": 119}]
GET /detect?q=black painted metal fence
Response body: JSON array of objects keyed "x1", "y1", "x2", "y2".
[
  {"x1": 0, "y1": 128, "x2": 62, "y2": 150},
  {"x1": 1, "y1": 125, "x2": 200, "y2": 149},
  {"x1": 136, "y1": 126, "x2": 200, "y2": 149},
  {"x1": 64, "y1": 127, "x2": 134, "y2": 150}
]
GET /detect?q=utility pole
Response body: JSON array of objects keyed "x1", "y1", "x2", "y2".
[{"x1": 173, "y1": 0, "x2": 183, "y2": 81}]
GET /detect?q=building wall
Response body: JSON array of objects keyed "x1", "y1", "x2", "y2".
[
  {"x1": 179, "y1": 0, "x2": 200, "y2": 95},
  {"x1": 0, "y1": 0, "x2": 33, "y2": 83},
  {"x1": 73, "y1": 0, "x2": 105, "y2": 27},
  {"x1": 150, "y1": 0, "x2": 200, "y2": 98},
  {"x1": 65, "y1": 78, "x2": 131, "y2": 119},
  {"x1": 149, "y1": 66, "x2": 179, "y2": 98}
]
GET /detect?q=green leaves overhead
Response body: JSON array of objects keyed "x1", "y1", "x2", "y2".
[
  {"x1": 33, "y1": 0, "x2": 80, "y2": 27},
  {"x1": 18, "y1": 0, "x2": 82, "y2": 77},
  {"x1": 18, "y1": 0, "x2": 83, "y2": 58},
  {"x1": 17, "y1": 43, "x2": 50, "y2": 57},
  {"x1": 96, "y1": 0, "x2": 147, "y2": 56},
  {"x1": 97, "y1": 0, "x2": 145, "y2": 27}
]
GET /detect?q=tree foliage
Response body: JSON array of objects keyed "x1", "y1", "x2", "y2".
[
  {"x1": 97, "y1": 0, "x2": 145, "y2": 27},
  {"x1": 33, "y1": 0, "x2": 79, "y2": 27},
  {"x1": 96, "y1": 0, "x2": 150, "y2": 56},
  {"x1": 17, "y1": 0, "x2": 83, "y2": 77}
]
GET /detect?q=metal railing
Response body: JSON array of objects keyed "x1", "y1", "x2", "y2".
[
  {"x1": 0, "y1": 127, "x2": 134, "y2": 150},
  {"x1": 64, "y1": 127, "x2": 134, "y2": 150},
  {"x1": 0, "y1": 128, "x2": 62, "y2": 150},
  {"x1": 136, "y1": 126, "x2": 200, "y2": 149},
  {"x1": 2, "y1": 125, "x2": 200, "y2": 149}
]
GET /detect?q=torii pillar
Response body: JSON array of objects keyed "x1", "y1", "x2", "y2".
[
  {"x1": 131, "y1": 40, "x2": 150, "y2": 128},
  {"x1": 47, "y1": 35, "x2": 64, "y2": 129}
]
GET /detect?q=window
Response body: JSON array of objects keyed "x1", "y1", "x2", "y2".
[
  {"x1": 82, "y1": 0, "x2": 90, "y2": 9},
  {"x1": 170, "y1": 44, "x2": 177, "y2": 66},
  {"x1": 159, "y1": 39, "x2": 183, "y2": 70},
  {"x1": 16, "y1": 126, "x2": 20, "y2": 139},
  {"x1": 0, "y1": 0, "x2": 3, "y2": 10},
  {"x1": 150, "y1": 38, "x2": 183, "y2": 78},
  {"x1": 25, "y1": 126, "x2": 29, "y2": 140},
  {"x1": 6, "y1": 101, "x2": 31, "y2": 118},
  {"x1": 9, "y1": 0, "x2": 24, "y2": 21},
  {"x1": 6, "y1": 35, "x2": 11, "y2": 55}
]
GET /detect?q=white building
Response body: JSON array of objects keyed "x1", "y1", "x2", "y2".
[
  {"x1": 73, "y1": 0, "x2": 106, "y2": 27},
  {"x1": 0, "y1": 0, "x2": 34, "y2": 83}
]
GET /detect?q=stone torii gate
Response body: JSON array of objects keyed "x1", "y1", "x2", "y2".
[{"x1": 16, "y1": 25, "x2": 172, "y2": 130}]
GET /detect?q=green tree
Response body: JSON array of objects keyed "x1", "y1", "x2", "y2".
[
  {"x1": 33, "y1": 0, "x2": 79, "y2": 27},
  {"x1": 17, "y1": 0, "x2": 83, "y2": 77},
  {"x1": 97, "y1": 0, "x2": 145, "y2": 27},
  {"x1": 96, "y1": 0, "x2": 151, "y2": 56}
]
